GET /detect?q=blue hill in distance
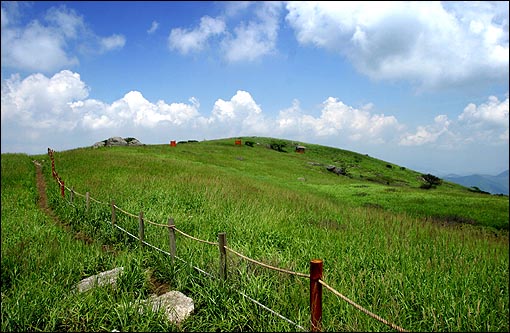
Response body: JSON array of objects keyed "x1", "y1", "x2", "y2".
[{"x1": 444, "y1": 170, "x2": 509, "y2": 195}]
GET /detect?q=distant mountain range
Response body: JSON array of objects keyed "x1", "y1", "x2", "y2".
[{"x1": 444, "y1": 170, "x2": 509, "y2": 195}]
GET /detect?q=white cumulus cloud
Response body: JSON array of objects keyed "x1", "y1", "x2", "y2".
[
  {"x1": 70, "y1": 91, "x2": 201, "y2": 129},
  {"x1": 1, "y1": 3, "x2": 126, "y2": 73},
  {"x1": 168, "y1": 2, "x2": 283, "y2": 62},
  {"x1": 400, "y1": 115, "x2": 452, "y2": 146},
  {"x1": 209, "y1": 90, "x2": 269, "y2": 135},
  {"x1": 458, "y1": 95, "x2": 509, "y2": 142},
  {"x1": 1, "y1": 70, "x2": 201, "y2": 134},
  {"x1": 400, "y1": 95, "x2": 509, "y2": 147},
  {"x1": 285, "y1": 1, "x2": 509, "y2": 90},
  {"x1": 168, "y1": 16, "x2": 226, "y2": 54},
  {"x1": 276, "y1": 97, "x2": 403, "y2": 144},
  {"x1": 1, "y1": 70, "x2": 89, "y2": 129},
  {"x1": 221, "y1": 2, "x2": 282, "y2": 62},
  {"x1": 1, "y1": 20, "x2": 79, "y2": 72}
]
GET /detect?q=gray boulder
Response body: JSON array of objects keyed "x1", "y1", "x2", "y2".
[
  {"x1": 126, "y1": 138, "x2": 143, "y2": 146},
  {"x1": 93, "y1": 141, "x2": 106, "y2": 149},
  {"x1": 326, "y1": 165, "x2": 346, "y2": 176},
  {"x1": 107, "y1": 137, "x2": 128, "y2": 146},
  {"x1": 93, "y1": 137, "x2": 143, "y2": 148}
]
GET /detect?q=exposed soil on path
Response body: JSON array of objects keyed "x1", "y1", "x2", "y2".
[
  {"x1": 34, "y1": 161, "x2": 58, "y2": 220},
  {"x1": 33, "y1": 160, "x2": 92, "y2": 244}
]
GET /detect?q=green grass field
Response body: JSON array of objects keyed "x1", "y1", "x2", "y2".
[{"x1": 2, "y1": 137, "x2": 508, "y2": 331}]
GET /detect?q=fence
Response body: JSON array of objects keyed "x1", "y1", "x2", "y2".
[{"x1": 46, "y1": 148, "x2": 408, "y2": 332}]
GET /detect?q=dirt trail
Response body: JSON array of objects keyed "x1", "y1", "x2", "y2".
[
  {"x1": 33, "y1": 160, "x2": 91, "y2": 242},
  {"x1": 34, "y1": 160, "x2": 52, "y2": 216}
]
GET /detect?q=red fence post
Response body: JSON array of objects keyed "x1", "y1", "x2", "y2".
[
  {"x1": 310, "y1": 259, "x2": 323, "y2": 332},
  {"x1": 60, "y1": 179, "x2": 65, "y2": 198}
]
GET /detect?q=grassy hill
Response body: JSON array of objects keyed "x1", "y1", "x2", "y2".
[
  {"x1": 1, "y1": 136, "x2": 508, "y2": 332},
  {"x1": 52, "y1": 136, "x2": 506, "y2": 229}
]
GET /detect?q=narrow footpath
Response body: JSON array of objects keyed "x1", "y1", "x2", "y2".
[{"x1": 33, "y1": 160, "x2": 92, "y2": 243}]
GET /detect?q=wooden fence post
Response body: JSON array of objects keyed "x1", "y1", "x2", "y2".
[
  {"x1": 111, "y1": 200, "x2": 116, "y2": 226},
  {"x1": 139, "y1": 211, "x2": 144, "y2": 246},
  {"x1": 168, "y1": 218, "x2": 176, "y2": 263},
  {"x1": 218, "y1": 232, "x2": 227, "y2": 280},
  {"x1": 310, "y1": 259, "x2": 323, "y2": 332},
  {"x1": 60, "y1": 179, "x2": 65, "y2": 198},
  {"x1": 70, "y1": 187, "x2": 74, "y2": 204},
  {"x1": 86, "y1": 192, "x2": 90, "y2": 212}
]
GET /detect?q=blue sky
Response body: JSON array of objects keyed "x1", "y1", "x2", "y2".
[{"x1": 1, "y1": 1, "x2": 508, "y2": 176}]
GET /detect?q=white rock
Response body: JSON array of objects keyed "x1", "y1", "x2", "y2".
[
  {"x1": 138, "y1": 291, "x2": 194, "y2": 324},
  {"x1": 76, "y1": 267, "x2": 124, "y2": 293}
]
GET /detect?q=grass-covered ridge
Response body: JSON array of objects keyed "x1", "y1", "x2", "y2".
[
  {"x1": 2, "y1": 137, "x2": 508, "y2": 332},
  {"x1": 53, "y1": 136, "x2": 507, "y2": 230}
]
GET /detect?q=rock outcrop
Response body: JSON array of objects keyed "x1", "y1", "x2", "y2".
[{"x1": 93, "y1": 137, "x2": 143, "y2": 148}]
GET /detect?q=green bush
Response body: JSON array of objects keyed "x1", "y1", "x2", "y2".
[
  {"x1": 269, "y1": 140, "x2": 287, "y2": 152},
  {"x1": 421, "y1": 173, "x2": 442, "y2": 188}
]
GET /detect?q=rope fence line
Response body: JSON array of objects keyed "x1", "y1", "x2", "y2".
[
  {"x1": 144, "y1": 219, "x2": 170, "y2": 228},
  {"x1": 90, "y1": 195, "x2": 108, "y2": 205},
  {"x1": 224, "y1": 246, "x2": 309, "y2": 278},
  {"x1": 73, "y1": 191, "x2": 87, "y2": 199},
  {"x1": 172, "y1": 227, "x2": 217, "y2": 246},
  {"x1": 45, "y1": 148, "x2": 409, "y2": 332},
  {"x1": 318, "y1": 279, "x2": 408, "y2": 332},
  {"x1": 113, "y1": 204, "x2": 139, "y2": 219}
]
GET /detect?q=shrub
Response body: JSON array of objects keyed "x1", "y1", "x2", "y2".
[
  {"x1": 421, "y1": 173, "x2": 442, "y2": 189},
  {"x1": 468, "y1": 186, "x2": 490, "y2": 194},
  {"x1": 269, "y1": 140, "x2": 287, "y2": 152}
]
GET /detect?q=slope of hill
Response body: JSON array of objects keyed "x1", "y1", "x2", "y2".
[
  {"x1": 2, "y1": 136, "x2": 508, "y2": 332},
  {"x1": 444, "y1": 170, "x2": 509, "y2": 195},
  {"x1": 42, "y1": 136, "x2": 508, "y2": 230}
]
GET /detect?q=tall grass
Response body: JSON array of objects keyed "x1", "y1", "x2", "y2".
[{"x1": 2, "y1": 138, "x2": 508, "y2": 331}]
